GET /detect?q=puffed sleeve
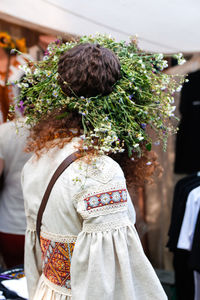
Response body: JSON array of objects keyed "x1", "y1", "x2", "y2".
[
  {"x1": 21, "y1": 168, "x2": 42, "y2": 300},
  {"x1": 70, "y1": 156, "x2": 167, "y2": 300}
]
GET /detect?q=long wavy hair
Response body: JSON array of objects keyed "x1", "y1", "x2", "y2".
[{"x1": 26, "y1": 43, "x2": 161, "y2": 186}]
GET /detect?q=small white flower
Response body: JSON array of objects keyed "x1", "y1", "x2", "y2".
[
  {"x1": 170, "y1": 106, "x2": 176, "y2": 112},
  {"x1": 22, "y1": 83, "x2": 29, "y2": 88},
  {"x1": 179, "y1": 58, "x2": 186, "y2": 65},
  {"x1": 53, "y1": 90, "x2": 58, "y2": 97},
  {"x1": 19, "y1": 64, "x2": 31, "y2": 74},
  {"x1": 46, "y1": 71, "x2": 52, "y2": 77},
  {"x1": 43, "y1": 56, "x2": 49, "y2": 61},
  {"x1": 176, "y1": 86, "x2": 182, "y2": 92},
  {"x1": 133, "y1": 143, "x2": 139, "y2": 148},
  {"x1": 80, "y1": 134, "x2": 86, "y2": 140},
  {"x1": 69, "y1": 128, "x2": 78, "y2": 134},
  {"x1": 34, "y1": 69, "x2": 40, "y2": 75},
  {"x1": 146, "y1": 161, "x2": 152, "y2": 165},
  {"x1": 156, "y1": 53, "x2": 164, "y2": 60},
  {"x1": 119, "y1": 148, "x2": 125, "y2": 153}
]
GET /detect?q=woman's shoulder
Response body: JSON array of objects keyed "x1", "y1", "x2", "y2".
[
  {"x1": 87, "y1": 155, "x2": 124, "y2": 183},
  {"x1": 70, "y1": 154, "x2": 125, "y2": 188}
]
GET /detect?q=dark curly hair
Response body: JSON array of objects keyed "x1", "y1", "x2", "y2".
[
  {"x1": 26, "y1": 42, "x2": 161, "y2": 187},
  {"x1": 58, "y1": 43, "x2": 121, "y2": 97}
]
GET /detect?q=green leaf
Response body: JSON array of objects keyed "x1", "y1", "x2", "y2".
[
  {"x1": 56, "y1": 111, "x2": 69, "y2": 119},
  {"x1": 145, "y1": 143, "x2": 152, "y2": 151},
  {"x1": 127, "y1": 145, "x2": 133, "y2": 157}
]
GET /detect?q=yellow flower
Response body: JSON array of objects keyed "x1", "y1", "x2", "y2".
[
  {"x1": 16, "y1": 38, "x2": 27, "y2": 53},
  {"x1": 10, "y1": 41, "x2": 15, "y2": 49},
  {"x1": 0, "y1": 32, "x2": 12, "y2": 48}
]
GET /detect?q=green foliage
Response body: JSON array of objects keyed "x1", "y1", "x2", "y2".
[{"x1": 11, "y1": 34, "x2": 185, "y2": 157}]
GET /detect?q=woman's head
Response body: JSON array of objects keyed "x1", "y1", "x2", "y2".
[
  {"x1": 25, "y1": 43, "x2": 121, "y2": 156},
  {"x1": 58, "y1": 43, "x2": 121, "y2": 97},
  {"x1": 18, "y1": 35, "x2": 180, "y2": 186}
]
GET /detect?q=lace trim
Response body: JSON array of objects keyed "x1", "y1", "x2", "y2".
[
  {"x1": 80, "y1": 202, "x2": 127, "y2": 219},
  {"x1": 26, "y1": 220, "x2": 36, "y2": 232},
  {"x1": 41, "y1": 231, "x2": 77, "y2": 243},
  {"x1": 41, "y1": 274, "x2": 72, "y2": 296},
  {"x1": 86, "y1": 156, "x2": 119, "y2": 183},
  {"x1": 82, "y1": 218, "x2": 132, "y2": 232}
]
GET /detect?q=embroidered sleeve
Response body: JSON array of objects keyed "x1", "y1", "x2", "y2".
[
  {"x1": 70, "y1": 159, "x2": 166, "y2": 300},
  {"x1": 74, "y1": 182, "x2": 128, "y2": 220}
]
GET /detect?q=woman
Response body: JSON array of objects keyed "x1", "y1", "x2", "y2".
[
  {"x1": 0, "y1": 118, "x2": 30, "y2": 268},
  {"x1": 19, "y1": 37, "x2": 179, "y2": 299}
]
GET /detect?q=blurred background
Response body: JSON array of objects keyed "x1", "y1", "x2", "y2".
[{"x1": 0, "y1": 1, "x2": 200, "y2": 299}]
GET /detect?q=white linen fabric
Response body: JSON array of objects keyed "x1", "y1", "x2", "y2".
[
  {"x1": 22, "y1": 137, "x2": 167, "y2": 300},
  {"x1": 0, "y1": 119, "x2": 30, "y2": 234},
  {"x1": 177, "y1": 186, "x2": 200, "y2": 250}
]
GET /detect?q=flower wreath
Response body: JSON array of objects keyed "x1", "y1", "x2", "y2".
[
  {"x1": 0, "y1": 32, "x2": 27, "y2": 53},
  {"x1": 12, "y1": 34, "x2": 185, "y2": 158}
]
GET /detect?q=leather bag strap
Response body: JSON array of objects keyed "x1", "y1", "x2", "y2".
[{"x1": 36, "y1": 150, "x2": 80, "y2": 243}]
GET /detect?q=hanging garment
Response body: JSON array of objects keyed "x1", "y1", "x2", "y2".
[
  {"x1": 175, "y1": 186, "x2": 200, "y2": 300},
  {"x1": 167, "y1": 174, "x2": 200, "y2": 251},
  {"x1": 173, "y1": 249, "x2": 194, "y2": 300},
  {"x1": 174, "y1": 70, "x2": 200, "y2": 174},
  {"x1": 177, "y1": 186, "x2": 200, "y2": 250},
  {"x1": 174, "y1": 185, "x2": 200, "y2": 300},
  {"x1": 189, "y1": 210, "x2": 200, "y2": 272},
  {"x1": 167, "y1": 175, "x2": 200, "y2": 300}
]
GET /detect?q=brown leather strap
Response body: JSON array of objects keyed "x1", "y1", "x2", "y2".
[{"x1": 36, "y1": 150, "x2": 80, "y2": 243}]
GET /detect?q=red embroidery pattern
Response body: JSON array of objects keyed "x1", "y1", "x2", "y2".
[
  {"x1": 40, "y1": 237, "x2": 75, "y2": 289},
  {"x1": 84, "y1": 189, "x2": 127, "y2": 210}
]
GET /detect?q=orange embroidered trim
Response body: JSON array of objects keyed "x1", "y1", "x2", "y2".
[
  {"x1": 41, "y1": 236, "x2": 75, "y2": 289},
  {"x1": 84, "y1": 189, "x2": 127, "y2": 210}
]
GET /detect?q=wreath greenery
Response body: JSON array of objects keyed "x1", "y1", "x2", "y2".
[{"x1": 11, "y1": 34, "x2": 185, "y2": 158}]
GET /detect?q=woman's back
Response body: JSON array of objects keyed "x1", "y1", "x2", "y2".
[{"x1": 23, "y1": 138, "x2": 167, "y2": 300}]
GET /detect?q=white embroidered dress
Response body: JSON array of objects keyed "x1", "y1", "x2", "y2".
[{"x1": 22, "y1": 138, "x2": 167, "y2": 300}]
